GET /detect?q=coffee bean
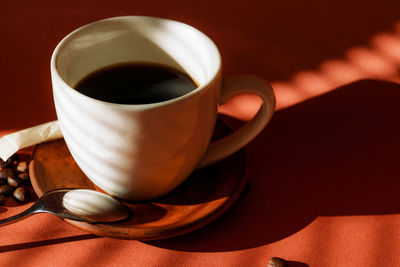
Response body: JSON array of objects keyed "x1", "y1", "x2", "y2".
[
  {"x1": 7, "y1": 176, "x2": 20, "y2": 187},
  {"x1": 268, "y1": 257, "x2": 288, "y2": 267},
  {"x1": 0, "y1": 155, "x2": 33, "y2": 204},
  {"x1": 0, "y1": 194, "x2": 5, "y2": 205},
  {"x1": 13, "y1": 187, "x2": 29, "y2": 202},
  {"x1": 0, "y1": 184, "x2": 13, "y2": 196},
  {"x1": 0, "y1": 168, "x2": 15, "y2": 179},
  {"x1": 16, "y1": 161, "x2": 28, "y2": 173},
  {"x1": 17, "y1": 172, "x2": 29, "y2": 182}
]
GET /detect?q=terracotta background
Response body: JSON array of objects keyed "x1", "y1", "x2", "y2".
[{"x1": 2, "y1": 0, "x2": 400, "y2": 266}]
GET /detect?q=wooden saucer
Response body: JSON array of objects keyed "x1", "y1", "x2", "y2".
[{"x1": 29, "y1": 122, "x2": 247, "y2": 240}]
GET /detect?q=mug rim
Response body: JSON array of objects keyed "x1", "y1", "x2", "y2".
[{"x1": 50, "y1": 16, "x2": 222, "y2": 110}]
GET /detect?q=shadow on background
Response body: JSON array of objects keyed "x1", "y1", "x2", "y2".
[
  {"x1": 2, "y1": 0, "x2": 400, "y2": 129},
  {"x1": 147, "y1": 79, "x2": 400, "y2": 252}
]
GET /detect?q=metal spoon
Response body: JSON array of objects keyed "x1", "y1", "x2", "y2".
[{"x1": 0, "y1": 189, "x2": 131, "y2": 226}]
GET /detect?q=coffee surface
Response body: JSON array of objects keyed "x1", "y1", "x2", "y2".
[{"x1": 75, "y1": 63, "x2": 197, "y2": 104}]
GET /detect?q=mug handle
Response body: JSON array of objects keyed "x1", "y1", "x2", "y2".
[{"x1": 197, "y1": 75, "x2": 276, "y2": 168}]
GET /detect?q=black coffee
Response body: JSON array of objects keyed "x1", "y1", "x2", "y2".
[{"x1": 75, "y1": 63, "x2": 198, "y2": 104}]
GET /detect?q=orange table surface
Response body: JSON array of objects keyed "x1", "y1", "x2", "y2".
[{"x1": 2, "y1": 1, "x2": 400, "y2": 266}]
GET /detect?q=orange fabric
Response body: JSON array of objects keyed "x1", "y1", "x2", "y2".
[{"x1": 2, "y1": 1, "x2": 400, "y2": 266}]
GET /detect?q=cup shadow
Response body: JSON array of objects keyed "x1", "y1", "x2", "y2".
[{"x1": 147, "y1": 79, "x2": 400, "y2": 252}]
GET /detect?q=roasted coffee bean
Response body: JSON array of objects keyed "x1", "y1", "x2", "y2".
[
  {"x1": 0, "y1": 168, "x2": 15, "y2": 179},
  {"x1": 17, "y1": 172, "x2": 29, "y2": 182},
  {"x1": 7, "y1": 176, "x2": 20, "y2": 187},
  {"x1": 0, "y1": 184, "x2": 13, "y2": 196},
  {"x1": 268, "y1": 257, "x2": 288, "y2": 267},
  {"x1": 0, "y1": 155, "x2": 33, "y2": 204},
  {"x1": 16, "y1": 161, "x2": 28, "y2": 173},
  {"x1": 13, "y1": 187, "x2": 29, "y2": 202}
]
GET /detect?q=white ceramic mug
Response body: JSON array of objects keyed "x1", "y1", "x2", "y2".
[{"x1": 51, "y1": 16, "x2": 275, "y2": 200}]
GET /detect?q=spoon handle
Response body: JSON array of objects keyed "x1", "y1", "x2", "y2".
[
  {"x1": 0, "y1": 205, "x2": 37, "y2": 226},
  {"x1": 0, "y1": 204, "x2": 95, "y2": 226}
]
